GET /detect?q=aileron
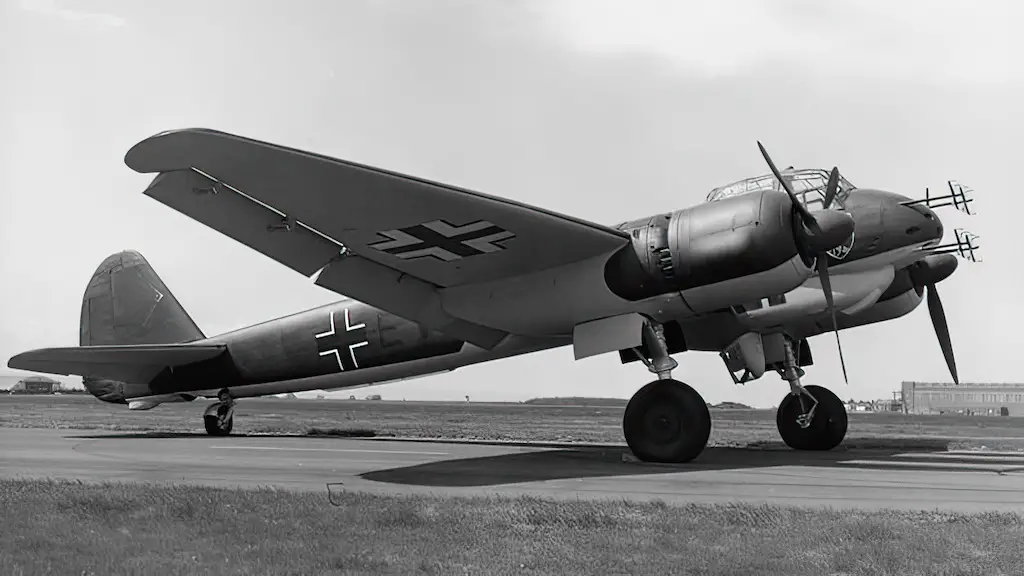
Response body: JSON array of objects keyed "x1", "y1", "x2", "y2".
[{"x1": 143, "y1": 170, "x2": 343, "y2": 278}]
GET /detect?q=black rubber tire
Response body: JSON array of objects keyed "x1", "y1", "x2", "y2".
[
  {"x1": 204, "y1": 405, "x2": 233, "y2": 437},
  {"x1": 622, "y1": 379, "x2": 712, "y2": 463},
  {"x1": 776, "y1": 384, "x2": 847, "y2": 451}
]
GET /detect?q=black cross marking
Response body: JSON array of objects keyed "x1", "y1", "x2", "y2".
[{"x1": 368, "y1": 219, "x2": 515, "y2": 262}]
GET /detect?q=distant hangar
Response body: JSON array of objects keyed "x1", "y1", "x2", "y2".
[
  {"x1": 8, "y1": 375, "x2": 63, "y2": 394},
  {"x1": 902, "y1": 381, "x2": 1024, "y2": 416}
]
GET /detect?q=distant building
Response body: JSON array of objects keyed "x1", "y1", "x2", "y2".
[
  {"x1": 10, "y1": 376, "x2": 62, "y2": 394},
  {"x1": 844, "y1": 399, "x2": 900, "y2": 413},
  {"x1": 901, "y1": 381, "x2": 1024, "y2": 416}
]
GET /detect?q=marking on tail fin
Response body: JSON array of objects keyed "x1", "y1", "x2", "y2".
[{"x1": 140, "y1": 280, "x2": 165, "y2": 328}]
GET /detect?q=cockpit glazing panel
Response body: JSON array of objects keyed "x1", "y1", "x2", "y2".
[{"x1": 706, "y1": 168, "x2": 856, "y2": 210}]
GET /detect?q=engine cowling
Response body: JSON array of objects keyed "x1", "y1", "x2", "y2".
[{"x1": 604, "y1": 190, "x2": 814, "y2": 306}]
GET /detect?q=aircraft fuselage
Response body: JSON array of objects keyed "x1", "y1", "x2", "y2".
[
  {"x1": 89, "y1": 298, "x2": 564, "y2": 407},
  {"x1": 98, "y1": 186, "x2": 946, "y2": 407}
]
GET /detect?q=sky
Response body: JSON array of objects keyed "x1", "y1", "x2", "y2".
[{"x1": 0, "y1": 0, "x2": 1020, "y2": 407}]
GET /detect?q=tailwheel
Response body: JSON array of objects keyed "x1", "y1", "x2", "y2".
[
  {"x1": 623, "y1": 379, "x2": 712, "y2": 463},
  {"x1": 776, "y1": 384, "x2": 847, "y2": 451}
]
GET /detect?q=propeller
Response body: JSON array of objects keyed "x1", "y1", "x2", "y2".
[
  {"x1": 757, "y1": 142, "x2": 852, "y2": 257},
  {"x1": 758, "y1": 142, "x2": 853, "y2": 383},
  {"x1": 909, "y1": 254, "x2": 959, "y2": 385}
]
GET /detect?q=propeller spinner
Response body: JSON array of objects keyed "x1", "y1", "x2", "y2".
[{"x1": 757, "y1": 142, "x2": 854, "y2": 383}]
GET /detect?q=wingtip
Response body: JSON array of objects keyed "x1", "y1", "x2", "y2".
[
  {"x1": 124, "y1": 129, "x2": 183, "y2": 173},
  {"x1": 124, "y1": 127, "x2": 227, "y2": 174}
]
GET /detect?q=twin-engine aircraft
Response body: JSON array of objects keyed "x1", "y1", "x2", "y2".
[{"x1": 8, "y1": 129, "x2": 980, "y2": 463}]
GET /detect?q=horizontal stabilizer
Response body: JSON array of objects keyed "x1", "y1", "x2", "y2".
[{"x1": 7, "y1": 344, "x2": 226, "y2": 384}]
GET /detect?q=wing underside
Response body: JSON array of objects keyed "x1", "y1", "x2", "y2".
[{"x1": 125, "y1": 128, "x2": 630, "y2": 348}]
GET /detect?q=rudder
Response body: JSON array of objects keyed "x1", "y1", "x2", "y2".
[{"x1": 80, "y1": 250, "x2": 204, "y2": 346}]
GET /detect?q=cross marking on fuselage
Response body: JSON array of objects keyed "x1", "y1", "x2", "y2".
[{"x1": 314, "y1": 308, "x2": 369, "y2": 371}]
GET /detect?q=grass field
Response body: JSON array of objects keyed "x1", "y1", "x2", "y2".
[
  {"x1": 2, "y1": 479, "x2": 1022, "y2": 576},
  {"x1": 5, "y1": 398, "x2": 1024, "y2": 574},
  {"x1": 3, "y1": 394, "x2": 1024, "y2": 450}
]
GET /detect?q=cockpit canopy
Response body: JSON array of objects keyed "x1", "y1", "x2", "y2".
[{"x1": 706, "y1": 168, "x2": 857, "y2": 210}]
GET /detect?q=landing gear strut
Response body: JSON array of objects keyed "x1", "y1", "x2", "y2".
[
  {"x1": 203, "y1": 388, "x2": 235, "y2": 436},
  {"x1": 622, "y1": 321, "x2": 711, "y2": 463},
  {"x1": 775, "y1": 338, "x2": 847, "y2": 451}
]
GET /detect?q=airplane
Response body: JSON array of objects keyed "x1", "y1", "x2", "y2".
[{"x1": 7, "y1": 128, "x2": 981, "y2": 463}]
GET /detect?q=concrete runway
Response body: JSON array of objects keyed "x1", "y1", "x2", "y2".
[{"x1": 3, "y1": 428, "x2": 1024, "y2": 512}]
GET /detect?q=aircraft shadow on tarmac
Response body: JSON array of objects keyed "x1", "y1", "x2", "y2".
[
  {"x1": 71, "y1": 431, "x2": 376, "y2": 440},
  {"x1": 362, "y1": 443, "x2": 1024, "y2": 488},
  {"x1": 66, "y1": 433, "x2": 1024, "y2": 487}
]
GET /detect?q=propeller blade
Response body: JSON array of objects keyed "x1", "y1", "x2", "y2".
[
  {"x1": 817, "y1": 256, "x2": 848, "y2": 384},
  {"x1": 822, "y1": 166, "x2": 840, "y2": 209},
  {"x1": 757, "y1": 141, "x2": 818, "y2": 232},
  {"x1": 926, "y1": 283, "x2": 959, "y2": 385}
]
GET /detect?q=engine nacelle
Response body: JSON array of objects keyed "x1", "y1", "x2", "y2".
[
  {"x1": 838, "y1": 288, "x2": 923, "y2": 333},
  {"x1": 604, "y1": 190, "x2": 813, "y2": 310}
]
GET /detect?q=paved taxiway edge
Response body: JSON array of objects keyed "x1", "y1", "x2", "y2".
[
  {"x1": 325, "y1": 434, "x2": 1023, "y2": 453},
  {"x1": 6, "y1": 428, "x2": 1024, "y2": 513}
]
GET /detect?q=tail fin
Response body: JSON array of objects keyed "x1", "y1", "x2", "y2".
[
  {"x1": 80, "y1": 250, "x2": 204, "y2": 347},
  {"x1": 77, "y1": 250, "x2": 203, "y2": 403}
]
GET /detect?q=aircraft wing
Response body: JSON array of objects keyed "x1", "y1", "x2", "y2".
[
  {"x1": 7, "y1": 344, "x2": 227, "y2": 385},
  {"x1": 125, "y1": 128, "x2": 631, "y2": 349}
]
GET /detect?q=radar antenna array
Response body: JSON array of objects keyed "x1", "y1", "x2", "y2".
[
  {"x1": 927, "y1": 228, "x2": 982, "y2": 263},
  {"x1": 901, "y1": 181, "x2": 976, "y2": 215}
]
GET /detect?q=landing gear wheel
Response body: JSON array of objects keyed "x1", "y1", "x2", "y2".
[
  {"x1": 623, "y1": 379, "x2": 712, "y2": 463},
  {"x1": 776, "y1": 384, "x2": 847, "y2": 451},
  {"x1": 204, "y1": 404, "x2": 234, "y2": 436}
]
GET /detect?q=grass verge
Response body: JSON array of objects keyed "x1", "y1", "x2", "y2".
[{"x1": 2, "y1": 479, "x2": 1023, "y2": 576}]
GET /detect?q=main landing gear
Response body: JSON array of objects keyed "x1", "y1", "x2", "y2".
[
  {"x1": 774, "y1": 339, "x2": 847, "y2": 451},
  {"x1": 203, "y1": 388, "x2": 235, "y2": 436},
  {"x1": 622, "y1": 322, "x2": 712, "y2": 463}
]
